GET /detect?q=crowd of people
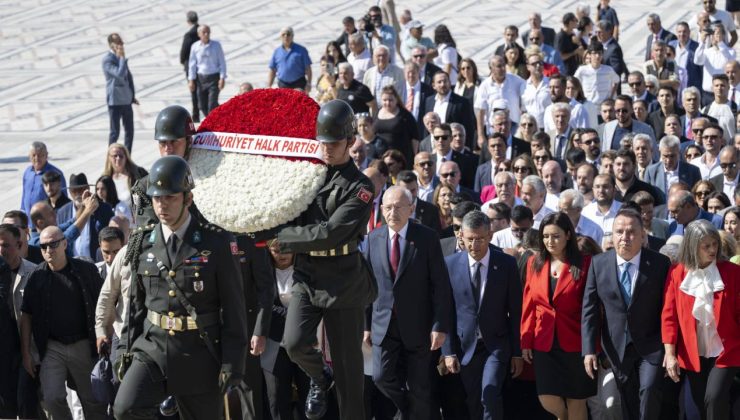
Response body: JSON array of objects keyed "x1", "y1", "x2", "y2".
[{"x1": 4, "y1": 0, "x2": 740, "y2": 419}]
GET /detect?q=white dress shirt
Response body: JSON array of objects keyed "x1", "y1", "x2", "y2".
[
  {"x1": 276, "y1": 266, "x2": 295, "y2": 308},
  {"x1": 582, "y1": 200, "x2": 622, "y2": 235},
  {"x1": 348, "y1": 49, "x2": 373, "y2": 81},
  {"x1": 475, "y1": 73, "x2": 526, "y2": 129},
  {"x1": 435, "y1": 150, "x2": 453, "y2": 175},
  {"x1": 467, "y1": 248, "x2": 490, "y2": 308},
  {"x1": 532, "y1": 205, "x2": 555, "y2": 229},
  {"x1": 388, "y1": 223, "x2": 409, "y2": 263},
  {"x1": 616, "y1": 250, "x2": 641, "y2": 295},
  {"x1": 522, "y1": 76, "x2": 551, "y2": 128},
  {"x1": 574, "y1": 64, "x2": 620, "y2": 105},
  {"x1": 722, "y1": 172, "x2": 739, "y2": 199},
  {"x1": 434, "y1": 92, "x2": 451, "y2": 123},
  {"x1": 691, "y1": 154, "x2": 722, "y2": 179},
  {"x1": 492, "y1": 227, "x2": 519, "y2": 248},
  {"x1": 664, "y1": 163, "x2": 680, "y2": 193}
]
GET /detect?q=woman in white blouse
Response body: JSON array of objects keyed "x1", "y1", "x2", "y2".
[
  {"x1": 662, "y1": 220, "x2": 740, "y2": 420},
  {"x1": 432, "y1": 24, "x2": 459, "y2": 85}
]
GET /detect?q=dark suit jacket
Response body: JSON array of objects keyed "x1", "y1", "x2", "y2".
[
  {"x1": 424, "y1": 93, "x2": 476, "y2": 150},
  {"x1": 645, "y1": 30, "x2": 677, "y2": 61},
  {"x1": 236, "y1": 235, "x2": 275, "y2": 338},
  {"x1": 709, "y1": 173, "x2": 726, "y2": 193},
  {"x1": 477, "y1": 135, "x2": 531, "y2": 165},
  {"x1": 522, "y1": 27, "x2": 556, "y2": 47},
  {"x1": 442, "y1": 247, "x2": 522, "y2": 365},
  {"x1": 680, "y1": 113, "x2": 718, "y2": 137},
  {"x1": 644, "y1": 161, "x2": 702, "y2": 196},
  {"x1": 440, "y1": 236, "x2": 460, "y2": 257},
  {"x1": 422, "y1": 62, "x2": 444, "y2": 86},
  {"x1": 365, "y1": 223, "x2": 452, "y2": 349},
  {"x1": 474, "y1": 161, "x2": 493, "y2": 193},
  {"x1": 647, "y1": 107, "x2": 685, "y2": 140},
  {"x1": 415, "y1": 83, "x2": 437, "y2": 136},
  {"x1": 431, "y1": 150, "x2": 477, "y2": 190},
  {"x1": 56, "y1": 201, "x2": 114, "y2": 259},
  {"x1": 582, "y1": 248, "x2": 671, "y2": 370},
  {"x1": 180, "y1": 24, "x2": 199, "y2": 71},
  {"x1": 413, "y1": 199, "x2": 443, "y2": 234},
  {"x1": 603, "y1": 39, "x2": 627, "y2": 76}
]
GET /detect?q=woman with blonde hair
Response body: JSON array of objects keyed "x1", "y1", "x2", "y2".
[
  {"x1": 102, "y1": 143, "x2": 148, "y2": 205},
  {"x1": 515, "y1": 113, "x2": 539, "y2": 143}
]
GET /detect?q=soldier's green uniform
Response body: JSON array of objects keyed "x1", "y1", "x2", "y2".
[
  {"x1": 279, "y1": 100, "x2": 377, "y2": 420},
  {"x1": 114, "y1": 156, "x2": 248, "y2": 420}
]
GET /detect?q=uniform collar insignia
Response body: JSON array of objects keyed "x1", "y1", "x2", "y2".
[
  {"x1": 149, "y1": 230, "x2": 156, "y2": 243},
  {"x1": 193, "y1": 231, "x2": 202, "y2": 243}
]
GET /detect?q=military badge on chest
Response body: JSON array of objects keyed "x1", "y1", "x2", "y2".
[{"x1": 186, "y1": 250, "x2": 211, "y2": 293}]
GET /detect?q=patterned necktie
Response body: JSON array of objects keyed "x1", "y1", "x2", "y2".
[
  {"x1": 390, "y1": 233, "x2": 400, "y2": 278},
  {"x1": 687, "y1": 118, "x2": 693, "y2": 140},
  {"x1": 619, "y1": 261, "x2": 632, "y2": 305},
  {"x1": 406, "y1": 87, "x2": 414, "y2": 111}
]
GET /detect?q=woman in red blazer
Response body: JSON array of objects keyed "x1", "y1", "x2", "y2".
[
  {"x1": 662, "y1": 220, "x2": 740, "y2": 420},
  {"x1": 521, "y1": 212, "x2": 595, "y2": 420}
]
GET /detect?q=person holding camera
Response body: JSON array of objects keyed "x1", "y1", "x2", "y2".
[
  {"x1": 694, "y1": 22, "x2": 737, "y2": 105},
  {"x1": 56, "y1": 173, "x2": 114, "y2": 260},
  {"x1": 361, "y1": 6, "x2": 398, "y2": 64}
]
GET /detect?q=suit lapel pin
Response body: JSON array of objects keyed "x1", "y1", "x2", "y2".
[{"x1": 493, "y1": 265, "x2": 497, "y2": 270}]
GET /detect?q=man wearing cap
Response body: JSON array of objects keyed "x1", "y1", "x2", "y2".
[
  {"x1": 56, "y1": 173, "x2": 114, "y2": 260},
  {"x1": 276, "y1": 100, "x2": 377, "y2": 419},
  {"x1": 113, "y1": 156, "x2": 248, "y2": 420},
  {"x1": 400, "y1": 20, "x2": 434, "y2": 62},
  {"x1": 268, "y1": 27, "x2": 312, "y2": 93}
]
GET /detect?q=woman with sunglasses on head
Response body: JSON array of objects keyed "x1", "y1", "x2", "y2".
[
  {"x1": 662, "y1": 220, "x2": 740, "y2": 420},
  {"x1": 533, "y1": 148, "x2": 553, "y2": 178},
  {"x1": 521, "y1": 212, "x2": 595, "y2": 420}
]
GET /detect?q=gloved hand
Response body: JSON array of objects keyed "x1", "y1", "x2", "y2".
[{"x1": 219, "y1": 370, "x2": 243, "y2": 394}]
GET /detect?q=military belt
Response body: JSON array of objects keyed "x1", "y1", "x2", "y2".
[
  {"x1": 147, "y1": 310, "x2": 219, "y2": 333},
  {"x1": 308, "y1": 242, "x2": 358, "y2": 257}
]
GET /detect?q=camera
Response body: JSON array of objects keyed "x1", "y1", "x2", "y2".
[{"x1": 360, "y1": 14, "x2": 375, "y2": 33}]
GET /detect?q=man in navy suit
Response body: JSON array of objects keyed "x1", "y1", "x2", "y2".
[
  {"x1": 425, "y1": 72, "x2": 476, "y2": 150},
  {"x1": 670, "y1": 22, "x2": 703, "y2": 92},
  {"x1": 102, "y1": 33, "x2": 138, "y2": 152},
  {"x1": 364, "y1": 186, "x2": 452, "y2": 419},
  {"x1": 644, "y1": 135, "x2": 702, "y2": 197},
  {"x1": 442, "y1": 211, "x2": 523, "y2": 420},
  {"x1": 597, "y1": 21, "x2": 627, "y2": 81},
  {"x1": 644, "y1": 14, "x2": 676, "y2": 61},
  {"x1": 582, "y1": 208, "x2": 671, "y2": 420}
]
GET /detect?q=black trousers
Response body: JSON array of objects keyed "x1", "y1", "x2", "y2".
[
  {"x1": 372, "y1": 317, "x2": 434, "y2": 419},
  {"x1": 612, "y1": 344, "x2": 663, "y2": 420},
  {"x1": 108, "y1": 104, "x2": 134, "y2": 152},
  {"x1": 364, "y1": 374, "x2": 396, "y2": 420},
  {"x1": 242, "y1": 314, "x2": 264, "y2": 420},
  {"x1": 263, "y1": 346, "x2": 311, "y2": 420},
  {"x1": 686, "y1": 357, "x2": 739, "y2": 420},
  {"x1": 184, "y1": 69, "x2": 200, "y2": 122},
  {"x1": 283, "y1": 289, "x2": 365, "y2": 419},
  {"x1": 278, "y1": 76, "x2": 307, "y2": 90},
  {"x1": 113, "y1": 356, "x2": 221, "y2": 420},
  {"x1": 196, "y1": 73, "x2": 220, "y2": 116}
]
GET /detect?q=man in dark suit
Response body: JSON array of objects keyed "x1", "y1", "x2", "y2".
[
  {"x1": 494, "y1": 25, "x2": 526, "y2": 67},
  {"x1": 410, "y1": 45, "x2": 443, "y2": 87},
  {"x1": 709, "y1": 146, "x2": 739, "y2": 196},
  {"x1": 670, "y1": 23, "x2": 703, "y2": 92},
  {"x1": 406, "y1": 62, "x2": 437, "y2": 137},
  {"x1": 522, "y1": 12, "x2": 556, "y2": 47},
  {"x1": 364, "y1": 186, "x2": 452, "y2": 419},
  {"x1": 597, "y1": 21, "x2": 627, "y2": 81},
  {"x1": 425, "y1": 72, "x2": 476, "y2": 150},
  {"x1": 180, "y1": 11, "x2": 200, "y2": 122},
  {"x1": 644, "y1": 135, "x2": 702, "y2": 197},
  {"x1": 431, "y1": 124, "x2": 477, "y2": 189},
  {"x1": 644, "y1": 14, "x2": 676, "y2": 61},
  {"x1": 478, "y1": 112, "x2": 532, "y2": 165},
  {"x1": 442, "y1": 210, "x2": 523, "y2": 420},
  {"x1": 628, "y1": 72, "x2": 658, "y2": 112},
  {"x1": 396, "y1": 171, "x2": 442, "y2": 234},
  {"x1": 582, "y1": 208, "x2": 672, "y2": 420},
  {"x1": 56, "y1": 173, "x2": 113, "y2": 260},
  {"x1": 102, "y1": 33, "x2": 138, "y2": 152}
]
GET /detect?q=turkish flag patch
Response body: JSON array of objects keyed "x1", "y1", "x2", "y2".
[
  {"x1": 230, "y1": 241, "x2": 239, "y2": 255},
  {"x1": 357, "y1": 187, "x2": 372, "y2": 203}
]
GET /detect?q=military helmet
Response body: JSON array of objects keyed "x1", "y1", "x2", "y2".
[
  {"x1": 315, "y1": 100, "x2": 355, "y2": 143},
  {"x1": 154, "y1": 105, "x2": 195, "y2": 141},
  {"x1": 146, "y1": 156, "x2": 194, "y2": 197}
]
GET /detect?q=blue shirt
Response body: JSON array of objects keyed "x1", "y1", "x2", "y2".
[
  {"x1": 541, "y1": 44, "x2": 566, "y2": 74},
  {"x1": 188, "y1": 40, "x2": 227, "y2": 79},
  {"x1": 21, "y1": 162, "x2": 67, "y2": 222},
  {"x1": 668, "y1": 209, "x2": 723, "y2": 236},
  {"x1": 269, "y1": 42, "x2": 312, "y2": 83}
]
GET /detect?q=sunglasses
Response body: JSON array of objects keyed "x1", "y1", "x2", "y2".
[
  {"x1": 703, "y1": 134, "x2": 720, "y2": 140},
  {"x1": 582, "y1": 139, "x2": 599, "y2": 146},
  {"x1": 440, "y1": 172, "x2": 457, "y2": 178},
  {"x1": 434, "y1": 135, "x2": 450, "y2": 141},
  {"x1": 695, "y1": 190, "x2": 711, "y2": 197},
  {"x1": 417, "y1": 161, "x2": 433, "y2": 167},
  {"x1": 534, "y1": 155, "x2": 549, "y2": 160},
  {"x1": 527, "y1": 61, "x2": 543, "y2": 67},
  {"x1": 692, "y1": 128, "x2": 704, "y2": 133},
  {"x1": 720, "y1": 162, "x2": 737, "y2": 169},
  {"x1": 686, "y1": 152, "x2": 702, "y2": 159},
  {"x1": 413, "y1": 54, "x2": 425, "y2": 58},
  {"x1": 628, "y1": 82, "x2": 643, "y2": 87},
  {"x1": 40, "y1": 238, "x2": 64, "y2": 251},
  {"x1": 513, "y1": 166, "x2": 529, "y2": 173}
]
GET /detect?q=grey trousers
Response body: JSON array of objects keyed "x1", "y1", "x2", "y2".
[{"x1": 39, "y1": 339, "x2": 107, "y2": 420}]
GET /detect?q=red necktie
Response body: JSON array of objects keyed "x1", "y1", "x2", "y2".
[
  {"x1": 390, "y1": 233, "x2": 400, "y2": 278},
  {"x1": 406, "y1": 87, "x2": 414, "y2": 111},
  {"x1": 368, "y1": 202, "x2": 376, "y2": 233}
]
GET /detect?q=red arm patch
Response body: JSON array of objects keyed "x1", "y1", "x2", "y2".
[{"x1": 357, "y1": 187, "x2": 372, "y2": 203}]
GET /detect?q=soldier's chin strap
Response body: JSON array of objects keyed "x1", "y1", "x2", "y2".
[{"x1": 171, "y1": 191, "x2": 190, "y2": 227}]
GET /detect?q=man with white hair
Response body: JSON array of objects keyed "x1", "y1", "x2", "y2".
[
  {"x1": 483, "y1": 171, "x2": 523, "y2": 209},
  {"x1": 347, "y1": 32, "x2": 372, "y2": 81},
  {"x1": 337, "y1": 63, "x2": 377, "y2": 116},
  {"x1": 522, "y1": 12, "x2": 556, "y2": 47},
  {"x1": 644, "y1": 13, "x2": 676, "y2": 61},
  {"x1": 541, "y1": 161, "x2": 563, "y2": 209},
  {"x1": 410, "y1": 46, "x2": 442, "y2": 86},
  {"x1": 558, "y1": 189, "x2": 604, "y2": 244},
  {"x1": 546, "y1": 103, "x2": 572, "y2": 160},
  {"x1": 520, "y1": 175, "x2": 554, "y2": 228},
  {"x1": 21, "y1": 142, "x2": 67, "y2": 220},
  {"x1": 363, "y1": 45, "x2": 405, "y2": 107},
  {"x1": 645, "y1": 135, "x2": 702, "y2": 196},
  {"x1": 632, "y1": 134, "x2": 653, "y2": 180}
]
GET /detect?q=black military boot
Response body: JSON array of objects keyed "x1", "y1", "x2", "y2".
[{"x1": 305, "y1": 367, "x2": 334, "y2": 420}]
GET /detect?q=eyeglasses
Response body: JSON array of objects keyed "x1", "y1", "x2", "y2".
[
  {"x1": 614, "y1": 108, "x2": 630, "y2": 114},
  {"x1": 582, "y1": 139, "x2": 599, "y2": 146},
  {"x1": 416, "y1": 161, "x2": 433, "y2": 167},
  {"x1": 534, "y1": 155, "x2": 549, "y2": 161},
  {"x1": 434, "y1": 135, "x2": 450, "y2": 141},
  {"x1": 413, "y1": 54, "x2": 425, "y2": 58},
  {"x1": 39, "y1": 238, "x2": 64, "y2": 251},
  {"x1": 692, "y1": 128, "x2": 704, "y2": 133},
  {"x1": 529, "y1": 37, "x2": 540, "y2": 41},
  {"x1": 520, "y1": 122, "x2": 533, "y2": 127},
  {"x1": 720, "y1": 162, "x2": 737, "y2": 169},
  {"x1": 695, "y1": 190, "x2": 711, "y2": 197},
  {"x1": 440, "y1": 172, "x2": 457, "y2": 178},
  {"x1": 527, "y1": 61, "x2": 543, "y2": 67},
  {"x1": 628, "y1": 82, "x2": 643, "y2": 87},
  {"x1": 463, "y1": 238, "x2": 489, "y2": 246},
  {"x1": 513, "y1": 166, "x2": 529, "y2": 173},
  {"x1": 369, "y1": 13, "x2": 381, "y2": 18}
]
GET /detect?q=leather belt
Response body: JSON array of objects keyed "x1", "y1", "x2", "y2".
[
  {"x1": 146, "y1": 310, "x2": 220, "y2": 333},
  {"x1": 308, "y1": 242, "x2": 357, "y2": 257}
]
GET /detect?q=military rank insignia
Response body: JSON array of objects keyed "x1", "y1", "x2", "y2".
[{"x1": 357, "y1": 187, "x2": 372, "y2": 203}]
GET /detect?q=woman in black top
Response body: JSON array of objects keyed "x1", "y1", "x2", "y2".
[
  {"x1": 555, "y1": 13, "x2": 584, "y2": 76},
  {"x1": 373, "y1": 85, "x2": 419, "y2": 164}
]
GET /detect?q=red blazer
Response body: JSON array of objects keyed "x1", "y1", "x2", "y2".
[
  {"x1": 662, "y1": 261, "x2": 740, "y2": 372},
  {"x1": 521, "y1": 254, "x2": 591, "y2": 353}
]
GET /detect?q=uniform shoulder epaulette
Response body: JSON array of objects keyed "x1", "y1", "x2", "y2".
[
  {"x1": 200, "y1": 221, "x2": 225, "y2": 233},
  {"x1": 135, "y1": 223, "x2": 156, "y2": 233}
]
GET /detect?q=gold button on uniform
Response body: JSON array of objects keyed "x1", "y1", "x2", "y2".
[
  {"x1": 195, "y1": 272, "x2": 200, "y2": 278},
  {"x1": 168, "y1": 290, "x2": 176, "y2": 297},
  {"x1": 168, "y1": 330, "x2": 175, "y2": 336},
  {"x1": 169, "y1": 270, "x2": 176, "y2": 278},
  {"x1": 168, "y1": 312, "x2": 175, "y2": 317}
]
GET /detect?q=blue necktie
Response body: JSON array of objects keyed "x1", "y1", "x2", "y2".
[{"x1": 619, "y1": 262, "x2": 632, "y2": 305}]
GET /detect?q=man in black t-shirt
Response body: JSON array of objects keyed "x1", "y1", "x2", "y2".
[{"x1": 336, "y1": 62, "x2": 376, "y2": 115}]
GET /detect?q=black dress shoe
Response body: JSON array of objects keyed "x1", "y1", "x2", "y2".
[
  {"x1": 305, "y1": 368, "x2": 334, "y2": 420},
  {"x1": 159, "y1": 395, "x2": 178, "y2": 417}
]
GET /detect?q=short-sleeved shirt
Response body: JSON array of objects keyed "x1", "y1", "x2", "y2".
[
  {"x1": 598, "y1": 6, "x2": 620, "y2": 27},
  {"x1": 22, "y1": 264, "x2": 87, "y2": 341},
  {"x1": 574, "y1": 64, "x2": 620, "y2": 105},
  {"x1": 337, "y1": 80, "x2": 374, "y2": 114},
  {"x1": 269, "y1": 42, "x2": 312, "y2": 83},
  {"x1": 475, "y1": 73, "x2": 526, "y2": 126},
  {"x1": 556, "y1": 30, "x2": 580, "y2": 76}
]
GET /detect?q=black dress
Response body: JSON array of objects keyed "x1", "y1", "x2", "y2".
[
  {"x1": 555, "y1": 30, "x2": 580, "y2": 76},
  {"x1": 532, "y1": 274, "x2": 596, "y2": 399},
  {"x1": 373, "y1": 108, "x2": 419, "y2": 165}
]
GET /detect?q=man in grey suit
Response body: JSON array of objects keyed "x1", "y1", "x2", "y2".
[
  {"x1": 601, "y1": 96, "x2": 656, "y2": 154},
  {"x1": 102, "y1": 33, "x2": 137, "y2": 152},
  {"x1": 582, "y1": 208, "x2": 672, "y2": 420},
  {"x1": 644, "y1": 14, "x2": 676, "y2": 61},
  {"x1": 644, "y1": 135, "x2": 702, "y2": 197}
]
